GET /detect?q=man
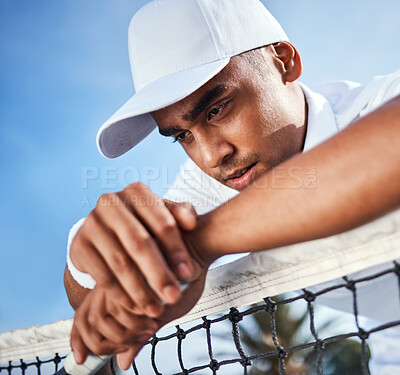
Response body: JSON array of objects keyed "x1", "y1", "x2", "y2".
[{"x1": 64, "y1": 0, "x2": 400, "y2": 370}]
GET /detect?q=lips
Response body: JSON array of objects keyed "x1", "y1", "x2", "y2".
[{"x1": 225, "y1": 163, "x2": 257, "y2": 190}]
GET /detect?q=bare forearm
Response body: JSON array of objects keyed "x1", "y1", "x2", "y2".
[
  {"x1": 192, "y1": 96, "x2": 400, "y2": 263},
  {"x1": 64, "y1": 266, "x2": 91, "y2": 310}
]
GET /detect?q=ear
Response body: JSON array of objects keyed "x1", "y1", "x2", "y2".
[{"x1": 271, "y1": 42, "x2": 302, "y2": 83}]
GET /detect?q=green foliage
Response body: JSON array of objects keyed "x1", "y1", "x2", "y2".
[
  {"x1": 306, "y1": 340, "x2": 371, "y2": 375},
  {"x1": 239, "y1": 297, "x2": 370, "y2": 375}
]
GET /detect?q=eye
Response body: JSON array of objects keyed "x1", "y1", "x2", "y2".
[
  {"x1": 207, "y1": 100, "x2": 231, "y2": 121},
  {"x1": 172, "y1": 131, "x2": 190, "y2": 143},
  {"x1": 209, "y1": 107, "x2": 221, "y2": 118}
]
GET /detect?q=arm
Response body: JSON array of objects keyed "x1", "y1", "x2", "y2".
[
  {"x1": 64, "y1": 266, "x2": 90, "y2": 311},
  {"x1": 68, "y1": 96, "x2": 400, "y2": 366},
  {"x1": 67, "y1": 189, "x2": 200, "y2": 316},
  {"x1": 189, "y1": 95, "x2": 400, "y2": 265},
  {"x1": 65, "y1": 197, "x2": 202, "y2": 367}
]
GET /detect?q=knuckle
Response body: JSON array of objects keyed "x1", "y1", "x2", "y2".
[
  {"x1": 83, "y1": 212, "x2": 96, "y2": 231},
  {"x1": 126, "y1": 182, "x2": 146, "y2": 193},
  {"x1": 112, "y1": 334, "x2": 126, "y2": 345},
  {"x1": 158, "y1": 216, "x2": 177, "y2": 234},
  {"x1": 77, "y1": 215, "x2": 100, "y2": 247},
  {"x1": 89, "y1": 341, "x2": 103, "y2": 355},
  {"x1": 87, "y1": 312, "x2": 98, "y2": 326},
  {"x1": 96, "y1": 272, "x2": 112, "y2": 286},
  {"x1": 71, "y1": 232, "x2": 84, "y2": 249},
  {"x1": 134, "y1": 231, "x2": 153, "y2": 251},
  {"x1": 107, "y1": 301, "x2": 119, "y2": 316},
  {"x1": 140, "y1": 316, "x2": 159, "y2": 335},
  {"x1": 69, "y1": 243, "x2": 80, "y2": 264},
  {"x1": 97, "y1": 193, "x2": 118, "y2": 208},
  {"x1": 109, "y1": 251, "x2": 129, "y2": 270},
  {"x1": 181, "y1": 202, "x2": 196, "y2": 213},
  {"x1": 137, "y1": 317, "x2": 158, "y2": 334},
  {"x1": 141, "y1": 295, "x2": 158, "y2": 309},
  {"x1": 70, "y1": 232, "x2": 90, "y2": 257},
  {"x1": 131, "y1": 288, "x2": 156, "y2": 308}
]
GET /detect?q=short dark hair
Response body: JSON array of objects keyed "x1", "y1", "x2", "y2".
[{"x1": 240, "y1": 47, "x2": 266, "y2": 71}]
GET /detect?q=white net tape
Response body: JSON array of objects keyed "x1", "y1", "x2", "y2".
[
  {"x1": 0, "y1": 320, "x2": 72, "y2": 364},
  {"x1": 1, "y1": 209, "x2": 400, "y2": 365},
  {"x1": 175, "y1": 208, "x2": 400, "y2": 326}
]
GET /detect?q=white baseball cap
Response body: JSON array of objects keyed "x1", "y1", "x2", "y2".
[{"x1": 97, "y1": 0, "x2": 288, "y2": 158}]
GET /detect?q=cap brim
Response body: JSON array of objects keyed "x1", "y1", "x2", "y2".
[{"x1": 97, "y1": 57, "x2": 230, "y2": 158}]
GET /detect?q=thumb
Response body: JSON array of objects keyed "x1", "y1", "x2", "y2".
[{"x1": 164, "y1": 200, "x2": 197, "y2": 231}]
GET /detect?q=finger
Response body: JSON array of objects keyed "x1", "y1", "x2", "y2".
[
  {"x1": 95, "y1": 190, "x2": 182, "y2": 305},
  {"x1": 76, "y1": 317, "x2": 127, "y2": 356},
  {"x1": 87, "y1": 211, "x2": 165, "y2": 316},
  {"x1": 69, "y1": 225, "x2": 113, "y2": 285},
  {"x1": 118, "y1": 346, "x2": 142, "y2": 371},
  {"x1": 121, "y1": 184, "x2": 194, "y2": 282},
  {"x1": 89, "y1": 289, "x2": 157, "y2": 345},
  {"x1": 72, "y1": 297, "x2": 109, "y2": 357},
  {"x1": 164, "y1": 200, "x2": 197, "y2": 231},
  {"x1": 86, "y1": 288, "x2": 126, "y2": 344},
  {"x1": 100, "y1": 281, "x2": 142, "y2": 314},
  {"x1": 105, "y1": 296, "x2": 157, "y2": 330},
  {"x1": 70, "y1": 324, "x2": 88, "y2": 365},
  {"x1": 74, "y1": 294, "x2": 127, "y2": 356},
  {"x1": 163, "y1": 201, "x2": 204, "y2": 279}
]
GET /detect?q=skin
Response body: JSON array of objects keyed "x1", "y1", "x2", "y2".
[
  {"x1": 65, "y1": 42, "x2": 400, "y2": 369},
  {"x1": 66, "y1": 199, "x2": 203, "y2": 368},
  {"x1": 186, "y1": 94, "x2": 400, "y2": 263},
  {"x1": 153, "y1": 43, "x2": 306, "y2": 191}
]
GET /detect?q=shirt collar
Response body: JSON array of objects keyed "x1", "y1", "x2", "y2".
[{"x1": 300, "y1": 83, "x2": 339, "y2": 152}]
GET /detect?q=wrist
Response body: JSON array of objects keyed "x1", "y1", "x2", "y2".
[{"x1": 183, "y1": 213, "x2": 221, "y2": 271}]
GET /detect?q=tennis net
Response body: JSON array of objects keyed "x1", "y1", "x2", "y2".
[{"x1": 1, "y1": 209, "x2": 400, "y2": 374}]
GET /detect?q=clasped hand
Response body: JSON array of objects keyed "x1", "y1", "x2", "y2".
[{"x1": 69, "y1": 182, "x2": 207, "y2": 369}]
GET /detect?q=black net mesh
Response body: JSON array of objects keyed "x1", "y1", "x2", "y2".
[
  {"x1": 1, "y1": 261, "x2": 400, "y2": 375},
  {"x1": 132, "y1": 261, "x2": 400, "y2": 375},
  {"x1": 0, "y1": 355, "x2": 65, "y2": 375}
]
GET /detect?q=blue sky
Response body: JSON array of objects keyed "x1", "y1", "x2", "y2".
[{"x1": 0, "y1": 0, "x2": 399, "y2": 334}]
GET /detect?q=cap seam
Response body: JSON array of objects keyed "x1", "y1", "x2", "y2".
[
  {"x1": 195, "y1": 0, "x2": 223, "y2": 59},
  {"x1": 137, "y1": 57, "x2": 229, "y2": 91}
]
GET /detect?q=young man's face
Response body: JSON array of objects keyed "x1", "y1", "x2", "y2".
[{"x1": 152, "y1": 44, "x2": 306, "y2": 191}]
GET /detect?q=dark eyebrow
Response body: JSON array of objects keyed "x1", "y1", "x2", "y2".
[
  {"x1": 158, "y1": 126, "x2": 182, "y2": 137},
  {"x1": 182, "y1": 84, "x2": 227, "y2": 122},
  {"x1": 158, "y1": 84, "x2": 228, "y2": 137}
]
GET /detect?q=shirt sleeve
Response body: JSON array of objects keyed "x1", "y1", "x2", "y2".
[
  {"x1": 357, "y1": 68, "x2": 400, "y2": 117},
  {"x1": 314, "y1": 68, "x2": 400, "y2": 131},
  {"x1": 66, "y1": 217, "x2": 96, "y2": 289}
]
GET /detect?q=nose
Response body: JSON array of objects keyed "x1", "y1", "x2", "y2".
[{"x1": 196, "y1": 131, "x2": 234, "y2": 169}]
